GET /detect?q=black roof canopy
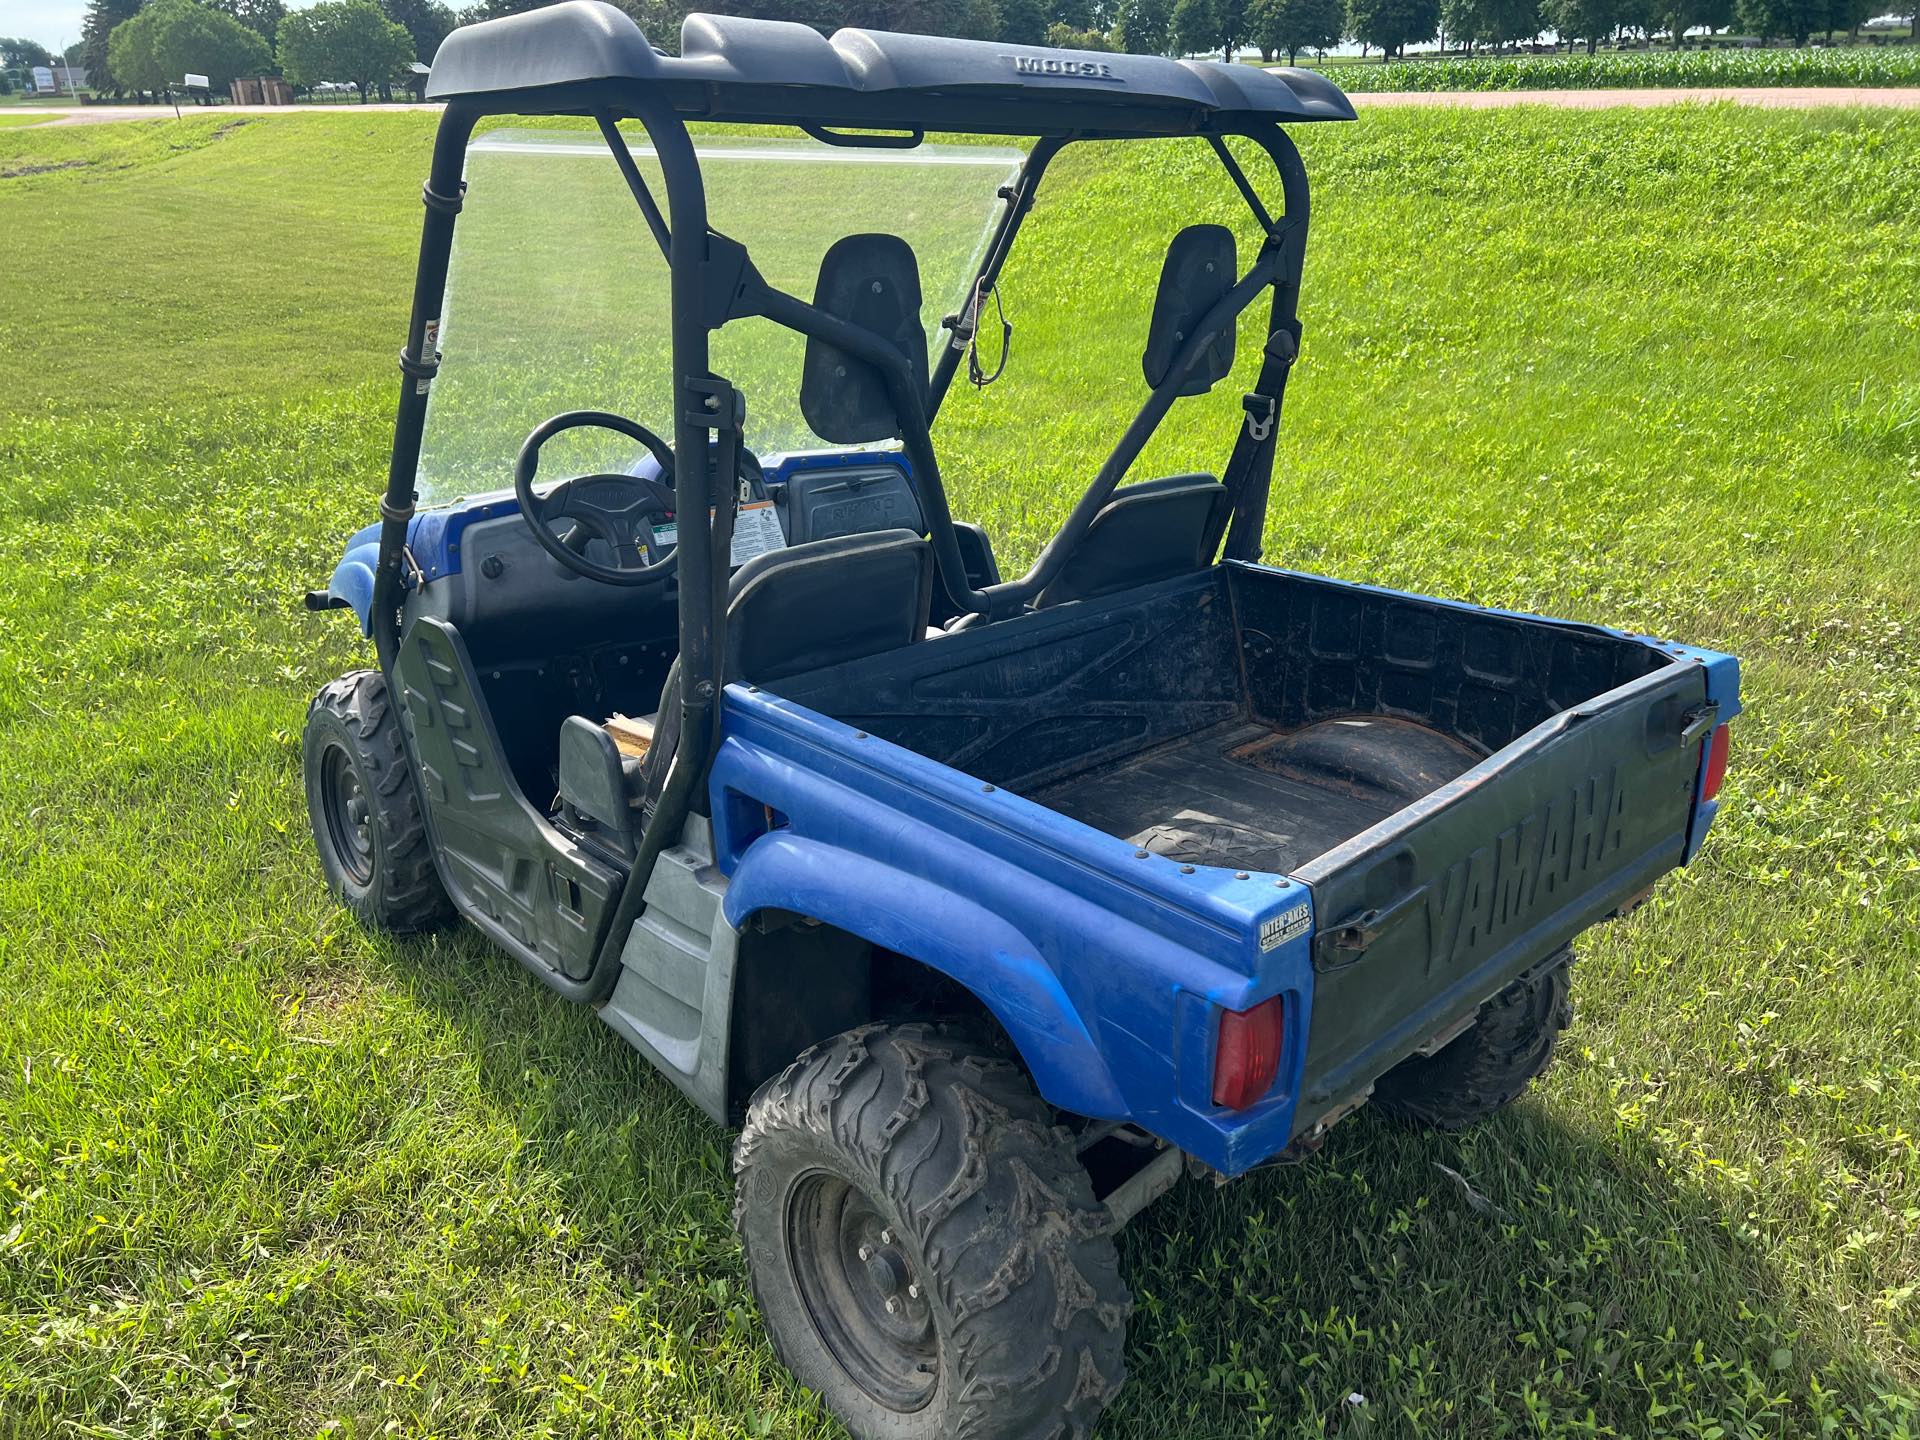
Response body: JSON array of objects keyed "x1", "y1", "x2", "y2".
[{"x1": 426, "y1": 1, "x2": 1355, "y2": 134}]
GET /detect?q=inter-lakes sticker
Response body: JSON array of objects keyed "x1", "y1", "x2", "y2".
[{"x1": 1260, "y1": 902, "x2": 1312, "y2": 952}]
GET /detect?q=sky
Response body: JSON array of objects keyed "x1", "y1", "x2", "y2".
[{"x1": 4, "y1": 0, "x2": 94, "y2": 50}]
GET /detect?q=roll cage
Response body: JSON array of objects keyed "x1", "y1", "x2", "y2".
[{"x1": 371, "y1": 0, "x2": 1354, "y2": 993}]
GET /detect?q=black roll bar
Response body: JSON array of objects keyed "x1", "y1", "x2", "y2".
[
  {"x1": 370, "y1": 102, "x2": 477, "y2": 674},
  {"x1": 585, "y1": 97, "x2": 731, "y2": 991},
  {"x1": 371, "y1": 94, "x2": 727, "y2": 1001},
  {"x1": 366, "y1": 105, "x2": 1311, "y2": 996},
  {"x1": 748, "y1": 121, "x2": 1309, "y2": 619}
]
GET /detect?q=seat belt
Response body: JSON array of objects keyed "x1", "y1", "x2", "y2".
[
  {"x1": 1210, "y1": 319, "x2": 1298, "y2": 565},
  {"x1": 1208, "y1": 223, "x2": 1304, "y2": 565}
]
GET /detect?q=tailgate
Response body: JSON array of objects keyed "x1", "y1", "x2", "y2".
[{"x1": 1290, "y1": 660, "x2": 1709, "y2": 1133}]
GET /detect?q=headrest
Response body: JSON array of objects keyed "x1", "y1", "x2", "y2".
[
  {"x1": 1143, "y1": 223, "x2": 1237, "y2": 396},
  {"x1": 800, "y1": 233, "x2": 928, "y2": 444}
]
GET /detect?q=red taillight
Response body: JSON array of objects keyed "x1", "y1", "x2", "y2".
[
  {"x1": 1212, "y1": 995, "x2": 1285, "y2": 1110},
  {"x1": 1701, "y1": 725, "x2": 1730, "y2": 803}
]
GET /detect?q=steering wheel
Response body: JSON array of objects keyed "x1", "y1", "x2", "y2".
[{"x1": 514, "y1": 411, "x2": 679, "y2": 587}]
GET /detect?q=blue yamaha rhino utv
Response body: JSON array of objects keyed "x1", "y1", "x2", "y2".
[{"x1": 301, "y1": 6, "x2": 1740, "y2": 1434}]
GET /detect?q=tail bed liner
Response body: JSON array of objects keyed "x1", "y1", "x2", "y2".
[{"x1": 1035, "y1": 716, "x2": 1481, "y2": 875}]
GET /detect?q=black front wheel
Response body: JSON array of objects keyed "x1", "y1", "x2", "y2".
[
  {"x1": 302, "y1": 670, "x2": 453, "y2": 935},
  {"x1": 734, "y1": 1023, "x2": 1129, "y2": 1440}
]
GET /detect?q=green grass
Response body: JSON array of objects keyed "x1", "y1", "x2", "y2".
[
  {"x1": 2, "y1": 106, "x2": 1918, "y2": 1437},
  {"x1": 1327, "y1": 43, "x2": 1920, "y2": 90}
]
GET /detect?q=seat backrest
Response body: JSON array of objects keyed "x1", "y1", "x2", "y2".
[
  {"x1": 727, "y1": 528, "x2": 934, "y2": 683},
  {"x1": 634, "y1": 529, "x2": 934, "y2": 810},
  {"x1": 799, "y1": 233, "x2": 929, "y2": 445},
  {"x1": 1035, "y1": 473, "x2": 1229, "y2": 608}
]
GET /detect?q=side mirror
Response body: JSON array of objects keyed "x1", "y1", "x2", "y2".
[
  {"x1": 800, "y1": 233, "x2": 929, "y2": 444},
  {"x1": 1142, "y1": 224, "x2": 1237, "y2": 397}
]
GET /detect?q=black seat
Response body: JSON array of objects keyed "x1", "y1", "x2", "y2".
[
  {"x1": 727, "y1": 528, "x2": 934, "y2": 683},
  {"x1": 637, "y1": 529, "x2": 934, "y2": 807},
  {"x1": 1035, "y1": 473, "x2": 1229, "y2": 608}
]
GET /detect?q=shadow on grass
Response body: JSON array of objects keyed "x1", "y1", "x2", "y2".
[{"x1": 380, "y1": 930, "x2": 1893, "y2": 1436}]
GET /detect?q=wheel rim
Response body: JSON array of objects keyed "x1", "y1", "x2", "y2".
[
  {"x1": 320, "y1": 742, "x2": 375, "y2": 886},
  {"x1": 785, "y1": 1170, "x2": 938, "y2": 1412}
]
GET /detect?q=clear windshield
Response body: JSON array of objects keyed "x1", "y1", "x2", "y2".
[{"x1": 414, "y1": 129, "x2": 1024, "y2": 508}]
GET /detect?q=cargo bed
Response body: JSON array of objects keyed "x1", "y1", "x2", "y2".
[
  {"x1": 1035, "y1": 716, "x2": 1481, "y2": 876},
  {"x1": 771, "y1": 559, "x2": 1723, "y2": 1136}
]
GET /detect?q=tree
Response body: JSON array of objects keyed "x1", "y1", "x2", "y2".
[
  {"x1": 999, "y1": 0, "x2": 1052, "y2": 41},
  {"x1": 1542, "y1": 0, "x2": 1616, "y2": 49},
  {"x1": 1246, "y1": 0, "x2": 1343, "y2": 59},
  {"x1": 1662, "y1": 0, "x2": 1730, "y2": 44},
  {"x1": 277, "y1": 0, "x2": 415, "y2": 99},
  {"x1": 1345, "y1": 0, "x2": 1437, "y2": 54},
  {"x1": 1169, "y1": 0, "x2": 1246, "y2": 55},
  {"x1": 1046, "y1": 19, "x2": 1119, "y2": 43},
  {"x1": 1823, "y1": 0, "x2": 1869, "y2": 38},
  {"x1": 1734, "y1": 0, "x2": 1822, "y2": 40},
  {"x1": 81, "y1": 0, "x2": 142, "y2": 92},
  {"x1": 381, "y1": 0, "x2": 456, "y2": 60},
  {"x1": 1, "y1": 37, "x2": 57, "y2": 68},
  {"x1": 108, "y1": 0, "x2": 272, "y2": 90},
  {"x1": 1115, "y1": 0, "x2": 1175, "y2": 49},
  {"x1": 1442, "y1": 0, "x2": 1537, "y2": 47},
  {"x1": 209, "y1": 0, "x2": 285, "y2": 45}
]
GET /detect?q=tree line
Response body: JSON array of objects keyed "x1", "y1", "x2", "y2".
[
  {"x1": 65, "y1": 0, "x2": 1903, "y2": 102},
  {"x1": 77, "y1": 0, "x2": 442, "y2": 98}
]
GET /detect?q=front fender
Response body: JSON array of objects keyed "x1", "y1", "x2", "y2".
[
  {"x1": 722, "y1": 832, "x2": 1128, "y2": 1118},
  {"x1": 322, "y1": 522, "x2": 381, "y2": 635}
]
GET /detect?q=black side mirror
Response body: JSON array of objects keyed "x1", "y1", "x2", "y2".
[
  {"x1": 1142, "y1": 224, "x2": 1237, "y2": 397},
  {"x1": 800, "y1": 233, "x2": 929, "y2": 444}
]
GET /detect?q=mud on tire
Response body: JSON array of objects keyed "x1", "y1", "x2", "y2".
[
  {"x1": 302, "y1": 669, "x2": 454, "y2": 935},
  {"x1": 1370, "y1": 952, "x2": 1574, "y2": 1130},
  {"x1": 733, "y1": 1022, "x2": 1130, "y2": 1440}
]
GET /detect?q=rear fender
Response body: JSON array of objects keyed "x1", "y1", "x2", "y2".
[{"x1": 722, "y1": 832, "x2": 1128, "y2": 1118}]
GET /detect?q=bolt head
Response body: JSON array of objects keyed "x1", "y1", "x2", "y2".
[
  {"x1": 879, "y1": 1228, "x2": 893, "y2": 1245},
  {"x1": 908, "y1": 1282, "x2": 921, "y2": 1300},
  {"x1": 885, "y1": 1296, "x2": 900, "y2": 1315},
  {"x1": 858, "y1": 1244, "x2": 872, "y2": 1262}
]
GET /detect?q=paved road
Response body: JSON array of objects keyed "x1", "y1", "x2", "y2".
[
  {"x1": 9, "y1": 87, "x2": 1920, "y2": 125},
  {"x1": 8, "y1": 102, "x2": 439, "y2": 125}
]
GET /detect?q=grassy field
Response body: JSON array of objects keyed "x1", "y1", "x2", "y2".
[
  {"x1": 1, "y1": 106, "x2": 1917, "y2": 1438},
  {"x1": 1322, "y1": 44, "x2": 1920, "y2": 90}
]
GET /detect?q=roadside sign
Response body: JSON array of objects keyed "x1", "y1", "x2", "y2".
[
  {"x1": 184, "y1": 72, "x2": 209, "y2": 88},
  {"x1": 32, "y1": 65, "x2": 55, "y2": 93}
]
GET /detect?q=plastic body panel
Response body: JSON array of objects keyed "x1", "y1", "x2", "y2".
[
  {"x1": 1290, "y1": 660, "x2": 1708, "y2": 1131},
  {"x1": 319, "y1": 449, "x2": 919, "y2": 634},
  {"x1": 709, "y1": 691, "x2": 1320, "y2": 1174},
  {"x1": 702, "y1": 562, "x2": 1738, "y2": 1176},
  {"x1": 394, "y1": 616, "x2": 624, "y2": 980},
  {"x1": 600, "y1": 816, "x2": 739, "y2": 1121}
]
